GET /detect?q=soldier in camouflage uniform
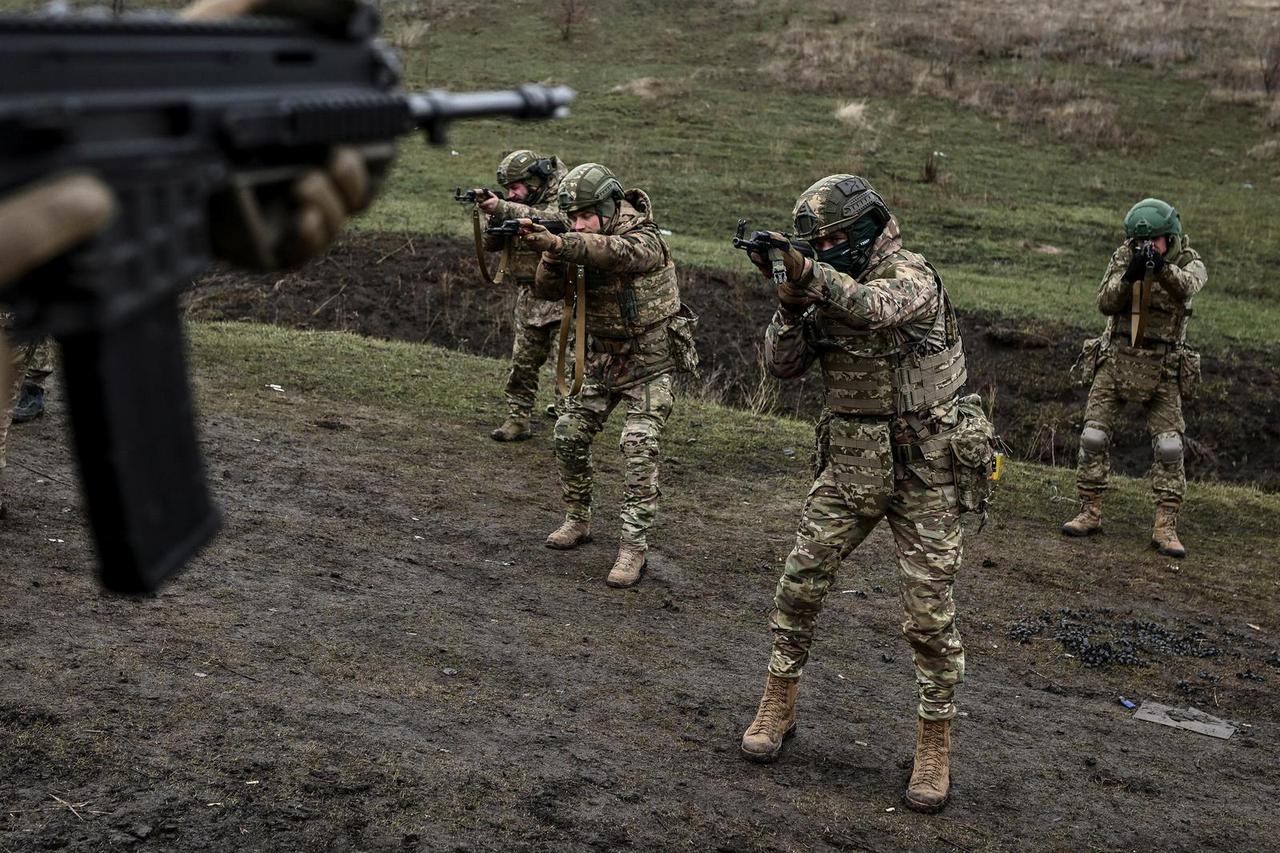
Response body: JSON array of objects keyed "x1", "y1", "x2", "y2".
[
  {"x1": 470, "y1": 150, "x2": 569, "y2": 441},
  {"x1": 1061, "y1": 198, "x2": 1205, "y2": 558},
  {"x1": 521, "y1": 163, "x2": 695, "y2": 588},
  {"x1": 738, "y1": 176, "x2": 980, "y2": 814}
]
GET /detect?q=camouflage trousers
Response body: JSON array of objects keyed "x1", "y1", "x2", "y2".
[
  {"x1": 0, "y1": 328, "x2": 30, "y2": 475},
  {"x1": 502, "y1": 288, "x2": 562, "y2": 420},
  {"x1": 554, "y1": 371, "x2": 673, "y2": 548},
  {"x1": 769, "y1": 459, "x2": 965, "y2": 721},
  {"x1": 1075, "y1": 354, "x2": 1185, "y2": 503}
]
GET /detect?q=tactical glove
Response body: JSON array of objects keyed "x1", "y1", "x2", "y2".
[{"x1": 519, "y1": 221, "x2": 564, "y2": 254}]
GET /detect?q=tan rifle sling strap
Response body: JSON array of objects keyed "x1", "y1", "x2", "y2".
[
  {"x1": 555, "y1": 264, "x2": 587, "y2": 397},
  {"x1": 470, "y1": 206, "x2": 498, "y2": 286}
]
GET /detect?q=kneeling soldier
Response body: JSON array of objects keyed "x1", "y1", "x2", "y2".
[
  {"x1": 1061, "y1": 198, "x2": 1206, "y2": 558},
  {"x1": 471, "y1": 150, "x2": 569, "y2": 441},
  {"x1": 740, "y1": 175, "x2": 988, "y2": 814},
  {"x1": 521, "y1": 163, "x2": 695, "y2": 588}
]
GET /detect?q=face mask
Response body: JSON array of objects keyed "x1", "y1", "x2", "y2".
[
  {"x1": 818, "y1": 215, "x2": 884, "y2": 276},
  {"x1": 817, "y1": 241, "x2": 855, "y2": 273}
]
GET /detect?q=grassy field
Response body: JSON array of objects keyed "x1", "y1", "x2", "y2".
[
  {"x1": 191, "y1": 320, "x2": 1280, "y2": 562},
  {"x1": 359, "y1": 0, "x2": 1280, "y2": 346}
]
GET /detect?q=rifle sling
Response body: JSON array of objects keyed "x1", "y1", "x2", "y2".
[
  {"x1": 555, "y1": 264, "x2": 586, "y2": 397},
  {"x1": 471, "y1": 206, "x2": 497, "y2": 286}
]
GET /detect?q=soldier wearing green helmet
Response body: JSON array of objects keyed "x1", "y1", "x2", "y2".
[
  {"x1": 1062, "y1": 197, "x2": 1207, "y2": 558},
  {"x1": 518, "y1": 163, "x2": 697, "y2": 589},
  {"x1": 738, "y1": 175, "x2": 997, "y2": 815},
  {"x1": 468, "y1": 149, "x2": 569, "y2": 441}
]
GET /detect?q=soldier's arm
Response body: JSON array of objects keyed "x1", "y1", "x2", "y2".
[
  {"x1": 551, "y1": 225, "x2": 667, "y2": 275},
  {"x1": 1158, "y1": 251, "x2": 1207, "y2": 301},
  {"x1": 764, "y1": 310, "x2": 817, "y2": 378},
  {"x1": 492, "y1": 198, "x2": 568, "y2": 225},
  {"x1": 532, "y1": 256, "x2": 568, "y2": 300},
  {"x1": 1096, "y1": 246, "x2": 1132, "y2": 315},
  {"x1": 804, "y1": 261, "x2": 939, "y2": 329}
]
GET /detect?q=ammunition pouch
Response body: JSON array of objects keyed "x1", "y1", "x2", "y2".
[
  {"x1": 666, "y1": 302, "x2": 699, "y2": 375},
  {"x1": 1069, "y1": 335, "x2": 1104, "y2": 388},
  {"x1": 1107, "y1": 343, "x2": 1166, "y2": 399},
  {"x1": 947, "y1": 394, "x2": 999, "y2": 514},
  {"x1": 1176, "y1": 347, "x2": 1201, "y2": 399}
]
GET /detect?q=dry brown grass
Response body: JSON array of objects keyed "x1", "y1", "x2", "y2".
[
  {"x1": 1247, "y1": 139, "x2": 1280, "y2": 159},
  {"x1": 761, "y1": 0, "x2": 1280, "y2": 146},
  {"x1": 609, "y1": 77, "x2": 689, "y2": 101}
]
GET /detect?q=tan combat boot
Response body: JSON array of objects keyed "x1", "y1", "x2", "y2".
[
  {"x1": 490, "y1": 417, "x2": 531, "y2": 442},
  {"x1": 1060, "y1": 491, "x2": 1102, "y2": 537},
  {"x1": 905, "y1": 717, "x2": 951, "y2": 813},
  {"x1": 741, "y1": 674, "x2": 799, "y2": 762},
  {"x1": 1152, "y1": 502, "x2": 1187, "y2": 558},
  {"x1": 606, "y1": 544, "x2": 647, "y2": 588},
  {"x1": 545, "y1": 518, "x2": 591, "y2": 550}
]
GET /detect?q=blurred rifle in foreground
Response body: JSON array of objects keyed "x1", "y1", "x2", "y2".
[{"x1": 0, "y1": 4, "x2": 574, "y2": 593}]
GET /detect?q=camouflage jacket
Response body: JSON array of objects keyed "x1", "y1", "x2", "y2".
[
  {"x1": 765, "y1": 217, "x2": 948, "y2": 379},
  {"x1": 1096, "y1": 235, "x2": 1206, "y2": 347},
  {"x1": 534, "y1": 190, "x2": 682, "y2": 388},
  {"x1": 481, "y1": 158, "x2": 570, "y2": 291}
]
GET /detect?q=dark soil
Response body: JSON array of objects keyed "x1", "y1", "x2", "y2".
[
  {"x1": 1, "y1": 342, "x2": 1275, "y2": 851},
  {"x1": 185, "y1": 231, "x2": 1280, "y2": 491}
]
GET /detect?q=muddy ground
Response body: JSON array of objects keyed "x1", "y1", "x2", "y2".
[
  {"x1": 185, "y1": 232, "x2": 1280, "y2": 491},
  {"x1": 1, "y1": 319, "x2": 1276, "y2": 851}
]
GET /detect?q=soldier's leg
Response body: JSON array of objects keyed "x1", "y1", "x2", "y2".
[
  {"x1": 886, "y1": 480, "x2": 964, "y2": 721},
  {"x1": 0, "y1": 328, "x2": 27, "y2": 515},
  {"x1": 1147, "y1": 375, "x2": 1187, "y2": 556},
  {"x1": 11, "y1": 337, "x2": 51, "y2": 423},
  {"x1": 551, "y1": 376, "x2": 614, "y2": 527},
  {"x1": 493, "y1": 310, "x2": 552, "y2": 441},
  {"x1": 888, "y1": 478, "x2": 963, "y2": 813},
  {"x1": 742, "y1": 469, "x2": 881, "y2": 761},
  {"x1": 616, "y1": 374, "x2": 674, "y2": 549},
  {"x1": 1075, "y1": 364, "x2": 1122, "y2": 495}
]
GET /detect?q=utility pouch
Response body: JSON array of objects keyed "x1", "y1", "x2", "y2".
[
  {"x1": 1069, "y1": 336, "x2": 1104, "y2": 387},
  {"x1": 1177, "y1": 348, "x2": 1201, "y2": 399},
  {"x1": 1110, "y1": 344, "x2": 1164, "y2": 399},
  {"x1": 827, "y1": 417, "x2": 893, "y2": 517},
  {"x1": 666, "y1": 302, "x2": 700, "y2": 375},
  {"x1": 948, "y1": 394, "x2": 999, "y2": 515}
]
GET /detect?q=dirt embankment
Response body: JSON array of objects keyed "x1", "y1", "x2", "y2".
[{"x1": 185, "y1": 232, "x2": 1280, "y2": 490}]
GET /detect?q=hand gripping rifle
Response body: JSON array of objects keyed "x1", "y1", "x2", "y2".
[
  {"x1": 732, "y1": 219, "x2": 814, "y2": 286},
  {"x1": 452, "y1": 187, "x2": 506, "y2": 204},
  {"x1": 0, "y1": 5, "x2": 574, "y2": 593}
]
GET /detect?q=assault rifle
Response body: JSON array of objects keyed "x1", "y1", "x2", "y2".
[
  {"x1": 732, "y1": 219, "x2": 814, "y2": 285},
  {"x1": 1130, "y1": 241, "x2": 1158, "y2": 346},
  {"x1": 0, "y1": 5, "x2": 574, "y2": 594},
  {"x1": 453, "y1": 187, "x2": 506, "y2": 204},
  {"x1": 485, "y1": 218, "x2": 569, "y2": 237}
]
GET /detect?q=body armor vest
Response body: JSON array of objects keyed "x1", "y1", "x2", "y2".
[
  {"x1": 816, "y1": 275, "x2": 967, "y2": 417},
  {"x1": 583, "y1": 261, "x2": 680, "y2": 339}
]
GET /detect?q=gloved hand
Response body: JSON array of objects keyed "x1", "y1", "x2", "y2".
[
  {"x1": 184, "y1": 0, "x2": 373, "y2": 268},
  {"x1": 476, "y1": 190, "x2": 501, "y2": 215},
  {"x1": 1124, "y1": 243, "x2": 1164, "y2": 282},
  {"x1": 777, "y1": 279, "x2": 819, "y2": 312},
  {"x1": 519, "y1": 220, "x2": 564, "y2": 254}
]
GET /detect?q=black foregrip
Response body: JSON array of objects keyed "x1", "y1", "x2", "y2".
[{"x1": 58, "y1": 295, "x2": 221, "y2": 594}]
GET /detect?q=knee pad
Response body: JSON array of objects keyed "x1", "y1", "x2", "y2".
[
  {"x1": 1080, "y1": 424, "x2": 1109, "y2": 454},
  {"x1": 1155, "y1": 432, "x2": 1184, "y2": 464}
]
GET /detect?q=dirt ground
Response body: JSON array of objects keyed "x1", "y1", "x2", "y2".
[
  {"x1": 185, "y1": 232, "x2": 1280, "y2": 492},
  {"x1": 1, "y1": 324, "x2": 1276, "y2": 851}
]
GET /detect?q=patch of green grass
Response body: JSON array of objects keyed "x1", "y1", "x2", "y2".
[
  {"x1": 189, "y1": 321, "x2": 1280, "y2": 560},
  {"x1": 354, "y1": 1, "x2": 1280, "y2": 348}
]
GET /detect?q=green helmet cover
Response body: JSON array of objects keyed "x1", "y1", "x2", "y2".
[
  {"x1": 496, "y1": 150, "x2": 556, "y2": 199},
  {"x1": 558, "y1": 162, "x2": 624, "y2": 223},
  {"x1": 792, "y1": 174, "x2": 890, "y2": 241},
  {"x1": 1123, "y1": 198, "x2": 1182, "y2": 239}
]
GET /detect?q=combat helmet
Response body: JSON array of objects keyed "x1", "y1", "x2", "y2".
[
  {"x1": 792, "y1": 175, "x2": 891, "y2": 276},
  {"x1": 558, "y1": 162, "x2": 624, "y2": 226},
  {"x1": 1123, "y1": 198, "x2": 1182, "y2": 240},
  {"x1": 496, "y1": 150, "x2": 557, "y2": 201}
]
